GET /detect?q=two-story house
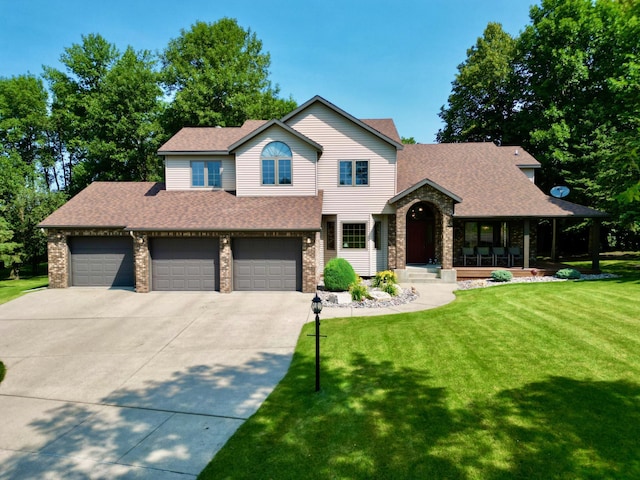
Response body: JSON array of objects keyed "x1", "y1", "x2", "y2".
[{"x1": 40, "y1": 96, "x2": 606, "y2": 293}]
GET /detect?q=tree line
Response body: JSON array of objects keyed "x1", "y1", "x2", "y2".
[
  {"x1": 2, "y1": 2, "x2": 639, "y2": 277},
  {"x1": 438, "y1": 0, "x2": 640, "y2": 250},
  {"x1": 0, "y1": 18, "x2": 296, "y2": 276}
]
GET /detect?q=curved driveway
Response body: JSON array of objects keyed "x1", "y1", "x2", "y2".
[{"x1": 0, "y1": 284, "x2": 455, "y2": 479}]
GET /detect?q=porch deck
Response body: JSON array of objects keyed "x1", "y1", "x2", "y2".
[{"x1": 454, "y1": 260, "x2": 595, "y2": 281}]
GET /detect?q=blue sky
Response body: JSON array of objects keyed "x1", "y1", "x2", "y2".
[{"x1": 0, "y1": 0, "x2": 536, "y2": 142}]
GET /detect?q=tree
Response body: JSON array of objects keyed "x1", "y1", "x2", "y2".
[
  {"x1": 160, "y1": 18, "x2": 296, "y2": 134},
  {"x1": 438, "y1": 0, "x2": 640, "y2": 247},
  {"x1": 437, "y1": 23, "x2": 519, "y2": 145},
  {"x1": 45, "y1": 34, "x2": 165, "y2": 194},
  {"x1": 0, "y1": 213, "x2": 21, "y2": 279}
]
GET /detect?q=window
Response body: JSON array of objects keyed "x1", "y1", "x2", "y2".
[
  {"x1": 374, "y1": 220, "x2": 382, "y2": 250},
  {"x1": 342, "y1": 223, "x2": 366, "y2": 249},
  {"x1": 326, "y1": 221, "x2": 336, "y2": 250},
  {"x1": 464, "y1": 221, "x2": 509, "y2": 247},
  {"x1": 261, "y1": 141, "x2": 292, "y2": 185},
  {"x1": 191, "y1": 161, "x2": 221, "y2": 188},
  {"x1": 339, "y1": 160, "x2": 368, "y2": 186}
]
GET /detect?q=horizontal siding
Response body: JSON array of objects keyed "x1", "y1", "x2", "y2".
[
  {"x1": 235, "y1": 126, "x2": 317, "y2": 197},
  {"x1": 335, "y1": 214, "x2": 372, "y2": 276},
  {"x1": 164, "y1": 155, "x2": 236, "y2": 191},
  {"x1": 287, "y1": 103, "x2": 397, "y2": 216}
]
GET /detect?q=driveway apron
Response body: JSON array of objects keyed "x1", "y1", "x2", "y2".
[{"x1": 0, "y1": 288, "x2": 314, "y2": 479}]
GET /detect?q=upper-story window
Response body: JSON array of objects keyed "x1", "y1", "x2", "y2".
[
  {"x1": 191, "y1": 161, "x2": 221, "y2": 188},
  {"x1": 261, "y1": 141, "x2": 292, "y2": 185},
  {"x1": 339, "y1": 160, "x2": 369, "y2": 186}
]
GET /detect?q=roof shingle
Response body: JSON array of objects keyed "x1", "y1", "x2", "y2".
[
  {"x1": 39, "y1": 182, "x2": 324, "y2": 231},
  {"x1": 397, "y1": 143, "x2": 605, "y2": 218}
]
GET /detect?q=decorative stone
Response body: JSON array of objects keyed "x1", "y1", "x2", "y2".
[
  {"x1": 368, "y1": 290, "x2": 392, "y2": 300},
  {"x1": 326, "y1": 292, "x2": 352, "y2": 304}
]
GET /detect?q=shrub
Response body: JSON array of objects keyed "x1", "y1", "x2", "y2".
[
  {"x1": 491, "y1": 270, "x2": 513, "y2": 282},
  {"x1": 555, "y1": 268, "x2": 581, "y2": 280},
  {"x1": 323, "y1": 258, "x2": 357, "y2": 292},
  {"x1": 0, "y1": 361, "x2": 5, "y2": 384},
  {"x1": 349, "y1": 278, "x2": 371, "y2": 301},
  {"x1": 381, "y1": 282, "x2": 399, "y2": 296},
  {"x1": 372, "y1": 270, "x2": 398, "y2": 287}
]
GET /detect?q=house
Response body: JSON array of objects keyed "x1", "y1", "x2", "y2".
[{"x1": 39, "y1": 96, "x2": 606, "y2": 293}]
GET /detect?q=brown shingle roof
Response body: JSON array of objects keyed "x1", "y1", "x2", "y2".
[
  {"x1": 158, "y1": 120, "x2": 268, "y2": 153},
  {"x1": 361, "y1": 119, "x2": 402, "y2": 144},
  {"x1": 39, "y1": 182, "x2": 323, "y2": 231},
  {"x1": 397, "y1": 143, "x2": 605, "y2": 218}
]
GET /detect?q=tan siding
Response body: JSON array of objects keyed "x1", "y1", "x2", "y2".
[
  {"x1": 164, "y1": 155, "x2": 236, "y2": 191},
  {"x1": 520, "y1": 167, "x2": 536, "y2": 183},
  {"x1": 336, "y1": 214, "x2": 372, "y2": 276},
  {"x1": 287, "y1": 103, "x2": 397, "y2": 216},
  {"x1": 235, "y1": 127, "x2": 317, "y2": 197}
]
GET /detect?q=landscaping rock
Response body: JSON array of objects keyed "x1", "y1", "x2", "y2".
[
  {"x1": 326, "y1": 292, "x2": 352, "y2": 305},
  {"x1": 368, "y1": 290, "x2": 392, "y2": 300}
]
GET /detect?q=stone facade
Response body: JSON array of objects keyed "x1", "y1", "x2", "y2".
[
  {"x1": 46, "y1": 228, "x2": 132, "y2": 289},
  {"x1": 392, "y1": 185, "x2": 455, "y2": 270},
  {"x1": 47, "y1": 229, "x2": 318, "y2": 294},
  {"x1": 47, "y1": 230, "x2": 68, "y2": 288}
]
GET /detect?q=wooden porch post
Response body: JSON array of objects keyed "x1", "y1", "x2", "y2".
[
  {"x1": 523, "y1": 219, "x2": 530, "y2": 269},
  {"x1": 590, "y1": 219, "x2": 601, "y2": 273}
]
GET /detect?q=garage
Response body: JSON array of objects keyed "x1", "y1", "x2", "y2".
[
  {"x1": 233, "y1": 237, "x2": 301, "y2": 291},
  {"x1": 151, "y1": 237, "x2": 218, "y2": 291},
  {"x1": 69, "y1": 236, "x2": 134, "y2": 287}
]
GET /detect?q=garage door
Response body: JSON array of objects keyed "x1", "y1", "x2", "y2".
[
  {"x1": 70, "y1": 236, "x2": 134, "y2": 287},
  {"x1": 151, "y1": 237, "x2": 218, "y2": 291},
  {"x1": 233, "y1": 238, "x2": 301, "y2": 291}
]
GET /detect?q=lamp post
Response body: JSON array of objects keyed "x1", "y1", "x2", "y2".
[{"x1": 310, "y1": 293, "x2": 324, "y2": 392}]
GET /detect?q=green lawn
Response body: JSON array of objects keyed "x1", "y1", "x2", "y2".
[
  {"x1": 0, "y1": 269, "x2": 48, "y2": 305},
  {"x1": 200, "y1": 257, "x2": 640, "y2": 479}
]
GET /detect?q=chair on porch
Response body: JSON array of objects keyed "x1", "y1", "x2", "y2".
[
  {"x1": 477, "y1": 246, "x2": 493, "y2": 266},
  {"x1": 492, "y1": 247, "x2": 509, "y2": 267},
  {"x1": 508, "y1": 247, "x2": 523, "y2": 267},
  {"x1": 462, "y1": 247, "x2": 477, "y2": 266}
]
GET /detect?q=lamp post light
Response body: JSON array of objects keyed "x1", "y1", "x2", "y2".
[{"x1": 310, "y1": 293, "x2": 324, "y2": 392}]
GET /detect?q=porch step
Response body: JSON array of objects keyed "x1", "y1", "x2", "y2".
[{"x1": 401, "y1": 266, "x2": 443, "y2": 284}]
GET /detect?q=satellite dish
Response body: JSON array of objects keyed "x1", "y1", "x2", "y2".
[{"x1": 550, "y1": 185, "x2": 570, "y2": 198}]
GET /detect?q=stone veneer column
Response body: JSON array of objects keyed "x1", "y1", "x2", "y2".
[
  {"x1": 132, "y1": 232, "x2": 149, "y2": 293},
  {"x1": 442, "y1": 216, "x2": 454, "y2": 270},
  {"x1": 47, "y1": 230, "x2": 68, "y2": 288},
  {"x1": 302, "y1": 233, "x2": 317, "y2": 293},
  {"x1": 219, "y1": 234, "x2": 232, "y2": 293},
  {"x1": 387, "y1": 215, "x2": 397, "y2": 269}
]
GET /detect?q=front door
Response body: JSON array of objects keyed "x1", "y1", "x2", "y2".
[{"x1": 406, "y1": 203, "x2": 435, "y2": 264}]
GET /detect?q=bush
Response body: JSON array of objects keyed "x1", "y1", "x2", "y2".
[
  {"x1": 491, "y1": 270, "x2": 513, "y2": 282},
  {"x1": 555, "y1": 268, "x2": 581, "y2": 280},
  {"x1": 349, "y1": 278, "x2": 371, "y2": 302},
  {"x1": 323, "y1": 258, "x2": 357, "y2": 292},
  {"x1": 0, "y1": 361, "x2": 5, "y2": 384},
  {"x1": 372, "y1": 270, "x2": 398, "y2": 287},
  {"x1": 380, "y1": 282, "x2": 399, "y2": 296}
]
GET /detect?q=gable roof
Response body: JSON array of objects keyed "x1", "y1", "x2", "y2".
[
  {"x1": 281, "y1": 95, "x2": 405, "y2": 150},
  {"x1": 158, "y1": 120, "x2": 269, "y2": 154},
  {"x1": 228, "y1": 119, "x2": 323, "y2": 153},
  {"x1": 397, "y1": 143, "x2": 606, "y2": 218},
  {"x1": 39, "y1": 182, "x2": 324, "y2": 231}
]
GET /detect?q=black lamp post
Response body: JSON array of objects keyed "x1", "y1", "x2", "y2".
[{"x1": 310, "y1": 293, "x2": 324, "y2": 392}]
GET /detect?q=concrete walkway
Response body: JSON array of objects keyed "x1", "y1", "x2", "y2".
[{"x1": 0, "y1": 282, "x2": 456, "y2": 479}]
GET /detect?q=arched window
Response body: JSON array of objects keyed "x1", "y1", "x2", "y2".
[{"x1": 261, "y1": 141, "x2": 292, "y2": 185}]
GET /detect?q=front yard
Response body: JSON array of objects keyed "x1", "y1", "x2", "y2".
[{"x1": 200, "y1": 256, "x2": 640, "y2": 479}]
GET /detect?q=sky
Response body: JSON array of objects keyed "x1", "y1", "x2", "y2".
[{"x1": 0, "y1": 0, "x2": 537, "y2": 143}]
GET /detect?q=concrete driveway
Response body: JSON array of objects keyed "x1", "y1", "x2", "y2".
[{"x1": 0, "y1": 288, "x2": 315, "y2": 479}]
